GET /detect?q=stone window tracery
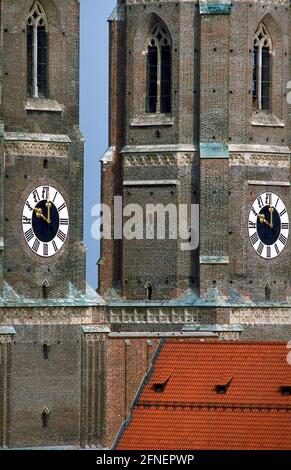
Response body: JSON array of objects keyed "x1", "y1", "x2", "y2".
[
  {"x1": 252, "y1": 23, "x2": 272, "y2": 111},
  {"x1": 146, "y1": 24, "x2": 172, "y2": 114},
  {"x1": 27, "y1": 2, "x2": 48, "y2": 98}
]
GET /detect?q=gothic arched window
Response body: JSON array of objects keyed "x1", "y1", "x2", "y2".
[
  {"x1": 146, "y1": 24, "x2": 172, "y2": 114},
  {"x1": 252, "y1": 23, "x2": 272, "y2": 111},
  {"x1": 27, "y1": 2, "x2": 48, "y2": 98}
]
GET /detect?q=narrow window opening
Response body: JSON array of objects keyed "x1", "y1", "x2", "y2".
[
  {"x1": 146, "y1": 24, "x2": 172, "y2": 114},
  {"x1": 43, "y1": 159, "x2": 48, "y2": 169},
  {"x1": 27, "y1": 2, "x2": 48, "y2": 98},
  {"x1": 252, "y1": 23, "x2": 272, "y2": 111},
  {"x1": 265, "y1": 285, "x2": 271, "y2": 301},
  {"x1": 43, "y1": 342, "x2": 49, "y2": 360},
  {"x1": 145, "y1": 282, "x2": 152, "y2": 300},
  {"x1": 42, "y1": 408, "x2": 49, "y2": 428},
  {"x1": 280, "y1": 386, "x2": 291, "y2": 396},
  {"x1": 42, "y1": 280, "x2": 49, "y2": 299}
]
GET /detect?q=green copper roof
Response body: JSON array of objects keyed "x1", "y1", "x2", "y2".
[
  {"x1": 0, "y1": 282, "x2": 105, "y2": 308},
  {"x1": 200, "y1": 1, "x2": 231, "y2": 15}
]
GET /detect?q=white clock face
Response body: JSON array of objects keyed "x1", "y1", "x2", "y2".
[
  {"x1": 248, "y1": 192, "x2": 289, "y2": 259},
  {"x1": 22, "y1": 185, "x2": 69, "y2": 258}
]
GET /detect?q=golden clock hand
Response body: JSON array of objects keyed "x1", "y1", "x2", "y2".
[
  {"x1": 34, "y1": 207, "x2": 48, "y2": 223},
  {"x1": 268, "y1": 194, "x2": 274, "y2": 229},
  {"x1": 46, "y1": 194, "x2": 52, "y2": 224},
  {"x1": 258, "y1": 213, "x2": 272, "y2": 228}
]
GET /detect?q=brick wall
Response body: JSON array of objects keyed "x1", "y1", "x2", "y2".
[
  {"x1": 1, "y1": 0, "x2": 86, "y2": 298},
  {"x1": 100, "y1": 0, "x2": 290, "y2": 304}
]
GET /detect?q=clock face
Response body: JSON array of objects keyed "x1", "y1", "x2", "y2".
[
  {"x1": 22, "y1": 185, "x2": 69, "y2": 258},
  {"x1": 248, "y1": 192, "x2": 289, "y2": 259}
]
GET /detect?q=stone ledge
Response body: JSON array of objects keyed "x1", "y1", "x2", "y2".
[
  {"x1": 123, "y1": 179, "x2": 178, "y2": 186},
  {"x1": 200, "y1": 256, "x2": 230, "y2": 265},
  {"x1": 229, "y1": 144, "x2": 290, "y2": 154},
  {"x1": 26, "y1": 98, "x2": 64, "y2": 113},
  {"x1": 82, "y1": 325, "x2": 111, "y2": 334},
  {"x1": 251, "y1": 111, "x2": 285, "y2": 128},
  {"x1": 4, "y1": 132, "x2": 71, "y2": 143},
  {"x1": 130, "y1": 114, "x2": 174, "y2": 128},
  {"x1": 109, "y1": 331, "x2": 218, "y2": 338},
  {"x1": 121, "y1": 144, "x2": 198, "y2": 154},
  {"x1": 248, "y1": 180, "x2": 290, "y2": 187}
]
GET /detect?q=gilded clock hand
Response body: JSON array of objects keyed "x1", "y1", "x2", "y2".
[
  {"x1": 258, "y1": 213, "x2": 272, "y2": 228},
  {"x1": 34, "y1": 207, "x2": 48, "y2": 223},
  {"x1": 46, "y1": 194, "x2": 52, "y2": 225},
  {"x1": 268, "y1": 194, "x2": 274, "y2": 229}
]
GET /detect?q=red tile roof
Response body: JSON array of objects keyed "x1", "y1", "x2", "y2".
[{"x1": 116, "y1": 341, "x2": 291, "y2": 450}]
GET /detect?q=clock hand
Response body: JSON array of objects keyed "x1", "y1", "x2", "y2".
[
  {"x1": 46, "y1": 194, "x2": 52, "y2": 224},
  {"x1": 269, "y1": 194, "x2": 274, "y2": 229},
  {"x1": 34, "y1": 207, "x2": 48, "y2": 223},
  {"x1": 258, "y1": 213, "x2": 272, "y2": 228}
]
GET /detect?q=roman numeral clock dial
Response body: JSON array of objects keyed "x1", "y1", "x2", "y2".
[
  {"x1": 22, "y1": 186, "x2": 69, "y2": 257},
  {"x1": 248, "y1": 192, "x2": 289, "y2": 259}
]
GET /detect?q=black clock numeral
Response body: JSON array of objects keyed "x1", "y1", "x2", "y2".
[
  {"x1": 279, "y1": 234, "x2": 287, "y2": 245},
  {"x1": 23, "y1": 216, "x2": 31, "y2": 225},
  {"x1": 251, "y1": 207, "x2": 258, "y2": 217},
  {"x1": 60, "y1": 218, "x2": 69, "y2": 226},
  {"x1": 265, "y1": 193, "x2": 272, "y2": 206},
  {"x1": 257, "y1": 242, "x2": 264, "y2": 256},
  {"x1": 275, "y1": 197, "x2": 279, "y2": 208},
  {"x1": 26, "y1": 201, "x2": 33, "y2": 212},
  {"x1": 42, "y1": 187, "x2": 49, "y2": 200},
  {"x1": 52, "y1": 241, "x2": 58, "y2": 253},
  {"x1": 57, "y1": 230, "x2": 66, "y2": 242},
  {"x1": 43, "y1": 243, "x2": 48, "y2": 256},
  {"x1": 249, "y1": 221, "x2": 256, "y2": 229},
  {"x1": 266, "y1": 246, "x2": 271, "y2": 258},
  {"x1": 53, "y1": 191, "x2": 58, "y2": 202},
  {"x1": 32, "y1": 238, "x2": 40, "y2": 253},
  {"x1": 257, "y1": 196, "x2": 264, "y2": 209},
  {"x1": 25, "y1": 228, "x2": 34, "y2": 242},
  {"x1": 33, "y1": 190, "x2": 40, "y2": 203},
  {"x1": 281, "y1": 223, "x2": 289, "y2": 230},
  {"x1": 274, "y1": 244, "x2": 280, "y2": 255},
  {"x1": 58, "y1": 203, "x2": 66, "y2": 212},
  {"x1": 250, "y1": 232, "x2": 259, "y2": 245},
  {"x1": 280, "y1": 209, "x2": 287, "y2": 217}
]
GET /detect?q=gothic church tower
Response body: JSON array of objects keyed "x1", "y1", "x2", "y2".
[
  {"x1": 0, "y1": 0, "x2": 86, "y2": 300},
  {"x1": 0, "y1": 1, "x2": 104, "y2": 449},
  {"x1": 100, "y1": 0, "x2": 290, "y2": 337}
]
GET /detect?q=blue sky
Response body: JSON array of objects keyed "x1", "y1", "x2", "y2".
[{"x1": 80, "y1": 0, "x2": 116, "y2": 287}]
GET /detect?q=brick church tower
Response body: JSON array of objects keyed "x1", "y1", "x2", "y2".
[
  {"x1": 0, "y1": 0, "x2": 290, "y2": 451},
  {"x1": 100, "y1": 0, "x2": 290, "y2": 323},
  {"x1": 0, "y1": 0, "x2": 105, "y2": 449},
  {"x1": 98, "y1": 0, "x2": 291, "y2": 445}
]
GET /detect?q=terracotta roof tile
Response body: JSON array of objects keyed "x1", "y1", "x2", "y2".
[{"x1": 116, "y1": 341, "x2": 291, "y2": 450}]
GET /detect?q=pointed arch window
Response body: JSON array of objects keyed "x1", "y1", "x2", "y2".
[
  {"x1": 146, "y1": 24, "x2": 172, "y2": 114},
  {"x1": 27, "y1": 2, "x2": 48, "y2": 98},
  {"x1": 252, "y1": 23, "x2": 272, "y2": 111}
]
